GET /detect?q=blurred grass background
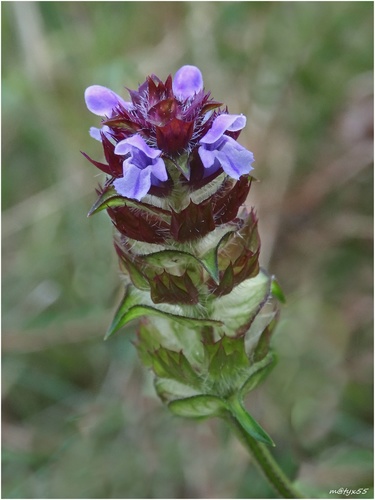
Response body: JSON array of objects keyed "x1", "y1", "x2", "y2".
[{"x1": 2, "y1": 2, "x2": 373, "y2": 498}]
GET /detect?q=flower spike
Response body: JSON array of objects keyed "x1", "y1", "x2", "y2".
[{"x1": 83, "y1": 65, "x2": 284, "y2": 461}]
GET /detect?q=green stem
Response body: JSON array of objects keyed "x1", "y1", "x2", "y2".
[{"x1": 226, "y1": 413, "x2": 303, "y2": 499}]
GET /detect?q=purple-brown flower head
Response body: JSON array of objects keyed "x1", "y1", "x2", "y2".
[
  {"x1": 84, "y1": 65, "x2": 255, "y2": 202},
  {"x1": 83, "y1": 66, "x2": 282, "y2": 450}
]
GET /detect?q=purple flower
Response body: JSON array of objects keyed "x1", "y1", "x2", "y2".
[
  {"x1": 83, "y1": 67, "x2": 254, "y2": 201},
  {"x1": 198, "y1": 114, "x2": 254, "y2": 179},
  {"x1": 89, "y1": 125, "x2": 111, "y2": 142},
  {"x1": 85, "y1": 85, "x2": 133, "y2": 141},
  {"x1": 113, "y1": 134, "x2": 168, "y2": 201},
  {"x1": 84, "y1": 85, "x2": 132, "y2": 116},
  {"x1": 172, "y1": 65, "x2": 204, "y2": 100}
]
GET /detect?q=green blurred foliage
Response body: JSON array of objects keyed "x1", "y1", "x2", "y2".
[{"x1": 2, "y1": 2, "x2": 373, "y2": 498}]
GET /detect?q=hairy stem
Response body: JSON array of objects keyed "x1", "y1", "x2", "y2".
[{"x1": 226, "y1": 413, "x2": 303, "y2": 499}]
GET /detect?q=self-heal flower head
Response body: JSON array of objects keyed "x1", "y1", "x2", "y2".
[
  {"x1": 198, "y1": 114, "x2": 254, "y2": 179},
  {"x1": 84, "y1": 65, "x2": 254, "y2": 202},
  {"x1": 84, "y1": 66, "x2": 295, "y2": 496},
  {"x1": 113, "y1": 134, "x2": 167, "y2": 201}
]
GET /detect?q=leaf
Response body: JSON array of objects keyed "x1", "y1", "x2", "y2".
[
  {"x1": 81, "y1": 151, "x2": 114, "y2": 176},
  {"x1": 228, "y1": 395, "x2": 275, "y2": 446},
  {"x1": 87, "y1": 187, "x2": 130, "y2": 216},
  {"x1": 245, "y1": 300, "x2": 279, "y2": 358},
  {"x1": 201, "y1": 100, "x2": 222, "y2": 114},
  {"x1": 211, "y1": 264, "x2": 234, "y2": 297},
  {"x1": 142, "y1": 243, "x2": 246, "y2": 286},
  {"x1": 114, "y1": 242, "x2": 149, "y2": 290},
  {"x1": 108, "y1": 204, "x2": 169, "y2": 244},
  {"x1": 102, "y1": 116, "x2": 141, "y2": 133},
  {"x1": 168, "y1": 394, "x2": 228, "y2": 418},
  {"x1": 138, "y1": 315, "x2": 206, "y2": 369},
  {"x1": 144, "y1": 249, "x2": 215, "y2": 283},
  {"x1": 165, "y1": 154, "x2": 190, "y2": 180},
  {"x1": 88, "y1": 186, "x2": 170, "y2": 220},
  {"x1": 105, "y1": 285, "x2": 223, "y2": 339},
  {"x1": 239, "y1": 352, "x2": 277, "y2": 397},
  {"x1": 151, "y1": 347, "x2": 202, "y2": 388},
  {"x1": 271, "y1": 276, "x2": 286, "y2": 303},
  {"x1": 200, "y1": 246, "x2": 219, "y2": 284},
  {"x1": 210, "y1": 270, "x2": 272, "y2": 336},
  {"x1": 204, "y1": 335, "x2": 249, "y2": 381},
  {"x1": 145, "y1": 249, "x2": 194, "y2": 269},
  {"x1": 211, "y1": 175, "x2": 252, "y2": 225},
  {"x1": 149, "y1": 270, "x2": 199, "y2": 305},
  {"x1": 136, "y1": 321, "x2": 162, "y2": 367},
  {"x1": 253, "y1": 310, "x2": 280, "y2": 363},
  {"x1": 154, "y1": 378, "x2": 202, "y2": 403},
  {"x1": 189, "y1": 171, "x2": 226, "y2": 205},
  {"x1": 170, "y1": 199, "x2": 215, "y2": 243},
  {"x1": 199, "y1": 226, "x2": 237, "y2": 284}
]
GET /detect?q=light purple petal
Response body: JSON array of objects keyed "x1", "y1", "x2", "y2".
[
  {"x1": 202, "y1": 159, "x2": 222, "y2": 178},
  {"x1": 89, "y1": 125, "x2": 111, "y2": 141},
  {"x1": 89, "y1": 127, "x2": 103, "y2": 141},
  {"x1": 115, "y1": 134, "x2": 161, "y2": 159},
  {"x1": 219, "y1": 141, "x2": 254, "y2": 179},
  {"x1": 199, "y1": 135, "x2": 254, "y2": 179},
  {"x1": 84, "y1": 85, "x2": 130, "y2": 116},
  {"x1": 226, "y1": 114, "x2": 247, "y2": 132},
  {"x1": 150, "y1": 157, "x2": 168, "y2": 181},
  {"x1": 198, "y1": 145, "x2": 217, "y2": 170},
  {"x1": 113, "y1": 165, "x2": 152, "y2": 201},
  {"x1": 114, "y1": 139, "x2": 133, "y2": 156},
  {"x1": 214, "y1": 151, "x2": 238, "y2": 179},
  {"x1": 200, "y1": 114, "x2": 247, "y2": 145},
  {"x1": 113, "y1": 135, "x2": 167, "y2": 200},
  {"x1": 221, "y1": 136, "x2": 254, "y2": 159},
  {"x1": 172, "y1": 65, "x2": 203, "y2": 100}
]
